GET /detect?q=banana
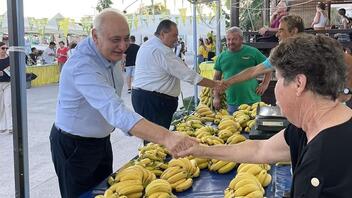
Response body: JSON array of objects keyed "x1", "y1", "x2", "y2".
[
  {"x1": 103, "y1": 189, "x2": 113, "y2": 198},
  {"x1": 145, "y1": 179, "x2": 172, "y2": 196},
  {"x1": 166, "y1": 171, "x2": 188, "y2": 184},
  {"x1": 151, "y1": 169, "x2": 163, "y2": 177},
  {"x1": 263, "y1": 174, "x2": 272, "y2": 187},
  {"x1": 116, "y1": 184, "x2": 143, "y2": 195},
  {"x1": 160, "y1": 166, "x2": 182, "y2": 180},
  {"x1": 246, "y1": 190, "x2": 264, "y2": 198},
  {"x1": 217, "y1": 162, "x2": 236, "y2": 174},
  {"x1": 234, "y1": 178, "x2": 257, "y2": 191},
  {"x1": 170, "y1": 178, "x2": 187, "y2": 188},
  {"x1": 256, "y1": 169, "x2": 267, "y2": 186},
  {"x1": 125, "y1": 192, "x2": 143, "y2": 198},
  {"x1": 246, "y1": 165, "x2": 262, "y2": 176},
  {"x1": 192, "y1": 167, "x2": 200, "y2": 177},
  {"x1": 198, "y1": 162, "x2": 208, "y2": 169},
  {"x1": 234, "y1": 183, "x2": 260, "y2": 196},
  {"x1": 209, "y1": 160, "x2": 228, "y2": 171},
  {"x1": 149, "y1": 192, "x2": 171, "y2": 198},
  {"x1": 175, "y1": 178, "x2": 193, "y2": 192}
]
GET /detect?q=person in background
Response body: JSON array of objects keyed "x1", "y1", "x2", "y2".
[
  {"x1": 143, "y1": 36, "x2": 149, "y2": 43},
  {"x1": 67, "y1": 42, "x2": 77, "y2": 58},
  {"x1": 198, "y1": 38, "x2": 208, "y2": 63},
  {"x1": 42, "y1": 41, "x2": 56, "y2": 64},
  {"x1": 50, "y1": 9, "x2": 198, "y2": 198},
  {"x1": 206, "y1": 36, "x2": 216, "y2": 61},
  {"x1": 123, "y1": 35, "x2": 140, "y2": 93},
  {"x1": 224, "y1": 15, "x2": 352, "y2": 104},
  {"x1": 311, "y1": 2, "x2": 328, "y2": 30},
  {"x1": 132, "y1": 19, "x2": 226, "y2": 130},
  {"x1": 0, "y1": 42, "x2": 12, "y2": 134},
  {"x1": 338, "y1": 8, "x2": 352, "y2": 29},
  {"x1": 213, "y1": 26, "x2": 272, "y2": 114},
  {"x1": 56, "y1": 41, "x2": 69, "y2": 71},
  {"x1": 178, "y1": 34, "x2": 352, "y2": 197},
  {"x1": 28, "y1": 47, "x2": 38, "y2": 65}
]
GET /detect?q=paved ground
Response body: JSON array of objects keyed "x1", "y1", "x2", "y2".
[{"x1": 0, "y1": 79, "x2": 197, "y2": 197}]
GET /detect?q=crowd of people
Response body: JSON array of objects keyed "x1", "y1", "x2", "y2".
[{"x1": 1, "y1": 4, "x2": 352, "y2": 198}]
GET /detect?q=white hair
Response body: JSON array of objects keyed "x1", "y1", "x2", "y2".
[{"x1": 226, "y1": 26, "x2": 243, "y2": 38}]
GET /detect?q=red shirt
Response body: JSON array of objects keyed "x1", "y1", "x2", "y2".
[{"x1": 57, "y1": 47, "x2": 69, "y2": 63}]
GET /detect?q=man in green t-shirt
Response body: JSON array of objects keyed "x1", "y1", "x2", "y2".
[{"x1": 213, "y1": 27, "x2": 272, "y2": 114}]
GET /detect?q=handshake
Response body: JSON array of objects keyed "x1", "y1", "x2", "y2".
[
  {"x1": 164, "y1": 132, "x2": 205, "y2": 159},
  {"x1": 213, "y1": 80, "x2": 230, "y2": 93}
]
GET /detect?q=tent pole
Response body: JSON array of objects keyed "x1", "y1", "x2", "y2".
[
  {"x1": 216, "y1": 0, "x2": 221, "y2": 55},
  {"x1": 7, "y1": 0, "x2": 30, "y2": 197},
  {"x1": 193, "y1": 1, "x2": 198, "y2": 109}
]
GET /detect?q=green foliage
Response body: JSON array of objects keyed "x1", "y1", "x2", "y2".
[
  {"x1": 138, "y1": 3, "x2": 170, "y2": 15},
  {"x1": 239, "y1": 0, "x2": 263, "y2": 31},
  {"x1": 96, "y1": 0, "x2": 113, "y2": 12}
]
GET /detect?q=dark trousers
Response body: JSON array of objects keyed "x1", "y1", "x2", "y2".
[
  {"x1": 131, "y1": 88, "x2": 178, "y2": 130},
  {"x1": 49, "y1": 125, "x2": 113, "y2": 198}
]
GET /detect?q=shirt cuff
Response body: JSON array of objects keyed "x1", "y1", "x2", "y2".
[
  {"x1": 119, "y1": 111, "x2": 143, "y2": 136},
  {"x1": 262, "y1": 58, "x2": 272, "y2": 69}
]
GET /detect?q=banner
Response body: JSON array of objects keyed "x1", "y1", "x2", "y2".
[
  {"x1": 134, "y1": 15, "x2": 139, "y2": 29},
  {"x1": 59, "y1": 18, "x2": 70, "y2": 36}
]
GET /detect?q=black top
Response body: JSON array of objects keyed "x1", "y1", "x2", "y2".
[
  {"x1": 125, "y1": 43, "x2": 140, "y2": 67},
  {"x1": 284, "y1": 119, "x2": 352, "y2": 198},
  {"x1": 0, "y1": 56, "x2": 10, "y2": 82}
]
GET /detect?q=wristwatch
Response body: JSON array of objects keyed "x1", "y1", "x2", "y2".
[{"x1": 343, "y1": 88, "x2": 351, "y2": 95}]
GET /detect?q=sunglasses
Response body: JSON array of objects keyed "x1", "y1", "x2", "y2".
[{"x1": 1, "y1": 47, "x2": 8, "y2": 50}]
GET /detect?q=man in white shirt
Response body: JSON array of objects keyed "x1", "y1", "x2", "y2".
[
  {"x1": 42, "y1": 41, "x2": 56, "y2": 64},
  {"x1": 132, "y1": 19, "x2": 225, "y2": 130}
]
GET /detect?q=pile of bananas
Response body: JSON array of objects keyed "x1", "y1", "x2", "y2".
[
  {"x1": 217, "y1": 117, "x2": 242, "y2": 141},
  {"x1": 199, "y1": 87, "x2": 227, "y2": 109},
  {"x1": 208, "y1": 159, "x2": 237, "y2": 174},
  {"x1": 136, "y1": 143, "x2": 169, "y2": 176},
  {"x1": 213, "y1": 109, "x2": 229, "y2": 125},
  {"x1": 194, "y1": 105, "x2": 215, "y2": 123},
  {"x1": 234, "y1": 102, "x2": 269, "y2": 132},
  {"x1": 226, "y1": 133, "x2": 247, "y2": 144},
  {"x1": 160, "y1": 158, "x2": 199, "y2": 192},
  {"x1": 237, "y1": 163, "x2": 272, "y2": 187},
  {"x1": 188, "y1": 157, "x2": 209, "y2": 169},
  {"x1": 145, "y1": 179, "x2": 176, "y2": 198},
  {"x1": 225, "y1": 172, "x2": 265, "y2": 198},
  {"x1": 102, "y1": 165, "x2": 156, "y2": 198}
]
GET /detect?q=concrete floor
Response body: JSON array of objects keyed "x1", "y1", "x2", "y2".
[{"x1": 0, "y1": 80, "x2": 197, "y2": 197}]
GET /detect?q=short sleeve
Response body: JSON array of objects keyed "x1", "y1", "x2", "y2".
[
  {"x1": 262, "y1": 58, "x2": 273, "y2": 69},
  {"x1": 214, "y1": 52, "x2": 222, "y2": 72}
]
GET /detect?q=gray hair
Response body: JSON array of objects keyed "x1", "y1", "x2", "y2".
[
  {"x1": 93, "y1": 8, "x2": 125, "y2": 34},
  {"x1": 226, "y1": 26, "x2": 243, "y2": 38},
  {"x1": 270, "y1": 33, "x2": 346, "y2": 100}
]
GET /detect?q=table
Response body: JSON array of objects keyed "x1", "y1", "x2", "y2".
[
  {"x1": 83, "y1": 164, "x2": 292, "y2": 198},
  {"x1": 199, "y1": 61, "x2": 215, "y2": 79},
  {"x1": 26, "y1": 64, "x2": 59, "y2": 87}
]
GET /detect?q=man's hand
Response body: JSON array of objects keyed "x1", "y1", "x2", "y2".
[
  {"x1": 259, "y1": 27, "x2": 268, "y2": 35},
  {"x1": 213, "y1": 80, "x2": 227, "y2": 93},
  {"x1": 213, "y1": 96, "x2": 221, "y2": 110},
  {"x1": 256, "y1": 82, "x2": 269, "y2": 95},
  {"x1": 176, "y1": 143, "x2": 207, "y2": 158},
  {"x1": 164, "y1": 132, "x2": 199, "y2": 158}
]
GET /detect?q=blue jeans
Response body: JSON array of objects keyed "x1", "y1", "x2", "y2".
[{"x1": 227, "y1": 104, "x2": 239, "y2": 115}]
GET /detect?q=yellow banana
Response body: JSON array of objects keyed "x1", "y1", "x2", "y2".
[
  {"x1": 151, "y1": 169, "x2": 163, "y2": 177},
  {"x1": 217, "y1": 162, "x2": 236, "y2": 174},
  {"x1": 234, "y1": 183, "x2": 260, "y2": 196},
  {"x1": 246, "y1": 190, "x2": 264, "y2": 198},
  {"x1": 246, "y1": 165, "x2": 263, "y2": 176},
  {"x1": 210, "y1": 160, "x2": 228, "y2": 171},
  {"x1": 116, "y1": 184, "x2": 143, "y2": 196},
  {"x1": 145, "y1": 179, "x2": 172, "y2": 196},
  {"x1": 263, "y1": 174, "x2": 272, "y2": 187},
  {"x1": 160, "y1": 166, "x2": 182, "y2": 180},
  {"x1": 166, "y1": 171, "x2": 188, "y2": 184},
  {"x1": 170, "y1": 178, "x2": 187, "y2": 189},
  {"x1": 175, "y1": 178, "x2": 193, "y2": 192},
  {"x1": 149, "y1": 192, "x2": 171, "y2": 198},
  {"x1": 192, "y1": 167, "x2": 200, "y2": 177},
  {"x1": 256, "y1": 169, "x2": 267, "y2": 186},
  {"x1": 125, "y1": 192, "x2": 143, "y2": 198},
  {"x1": 198, "y1": 162, "x2": 208, "y2": 169},
  {"x1": 103, "y1": 189, "x2": 113, "y2": 198},
  {"x1": 234, "y1": 178, "x2": 257, "y2": 191}
]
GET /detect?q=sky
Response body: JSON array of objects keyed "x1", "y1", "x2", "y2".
[{"x1": 0, "y1": 0, "x2": 194, "y2": 21}]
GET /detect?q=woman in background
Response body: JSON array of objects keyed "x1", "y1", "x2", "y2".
[
  {"x1": 0, "y1": 42, "x2": 12, "y2": 133},
  {"x1": 338, "y1": 8, "x2": 352, "y2": 29},
  {"x1": 311, "y1": 2, "x2": 328, "y2": 30}
]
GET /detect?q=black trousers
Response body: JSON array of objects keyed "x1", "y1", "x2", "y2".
[
  {"x1": 131, "y1": 88, "x2": 178, "y2": 129},
  {"x1": 49, "y1": 125, "x2": 113, "y2": 198}
]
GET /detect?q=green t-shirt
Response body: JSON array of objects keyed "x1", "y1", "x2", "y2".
[{"x1": 214, "y1": 45, "x2": 266, "y2": 106}]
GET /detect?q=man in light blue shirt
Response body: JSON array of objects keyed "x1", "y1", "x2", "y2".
[{"x1": 50, "y1": 9, "x2": 198, "y2": 198}]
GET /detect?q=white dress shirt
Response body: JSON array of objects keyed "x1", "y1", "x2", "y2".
[
  {"x1": 55, "y1": 37, "x2": 142, "y2": 138},
  {"x1": 43, "y1": 47, "x2": 56, "y2": 64},
  {"x1": 133, "y1": 36, "x2": 203, "y2": 97}
]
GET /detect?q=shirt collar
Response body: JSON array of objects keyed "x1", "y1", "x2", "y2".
[{"x1": 88, "y1": 37, "x2": 117, "y2": 69}]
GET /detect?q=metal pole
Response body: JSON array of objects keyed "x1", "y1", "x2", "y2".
[
  {"x1": 7, "y1": 0, "x2": 30, "y2": 197},
  {"x1": 216, "y1": 0, "x2": 221, "y2": 55},
  {"x1": 193, "y1": 1, "x2": 198, "y2": 109},
  {"x1": 230, "y1": 0, "x2": 240, "y2": 27}
]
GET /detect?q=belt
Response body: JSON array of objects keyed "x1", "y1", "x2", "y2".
[
  {"x1": 55, "y1": 126, "x2": 108, "y2": 141},
  {"x1": 132, "y1": 87, "x2": 178, "y2": 100}
]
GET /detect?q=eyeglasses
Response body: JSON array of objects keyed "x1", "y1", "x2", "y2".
[{"x1": 1, "y1": 47, "x2": 8, "y2": 50}]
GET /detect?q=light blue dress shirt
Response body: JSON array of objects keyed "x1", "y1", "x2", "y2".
[{"x1": 55, "y1": 37, "x2": 142, "y2": 138}]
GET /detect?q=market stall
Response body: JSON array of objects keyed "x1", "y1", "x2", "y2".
[{"x1": 26, "y1": 63, "x2": 59, "y2": 87}]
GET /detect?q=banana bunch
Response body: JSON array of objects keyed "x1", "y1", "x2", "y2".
[
  {"x1": 226, "y1": 133, "x2": 247, "y2": 144},
  {"x1": 138, "y1": 143, "x2": 169, "y2": 162},
  {"x1": 194, "y1": 105, "x2": 215, "y2": 123},
  {"x1": 200, "y1": 87, "x2": 227, "y2": 109},
  {"x1": 191, "y1": 157, "x2": 209, "y2": 169},
  {"x1": 134, "y1": 158, "x2": 168, "y2": 177},
  {"x1": 160, "y1": 158, "x2": 198, "y2": 192},
  {"x1": 200, "y1": 135, "x2": 224, "y2": 145},
  {"x1": 244, "y1": 120, "x2": 256, "y2": 133},
  {"x1": 196, "y1": 126, "x2": 218, "y2": 136},
  {"x1": 103, "y1": 165, "x2": 154, "y2": 198},
  {"x1": 145, "y1": 179, "x2": 176, "y2": 198},
  {"x1": 186, "y1": 119, "x2": 204, "y2": 129},
  {"x1": 225, "y1": 172, "x2": 264, "y2": 198},
  {"x1": 218, "y1": 118, "x2": 242, "y2": 139},
  {"x1": 175, "y1": 122, "x2": 194, "y2": 136},
  {"x1": 208, "y1": 159, "x2": 237, "y2": 174},
  {"x1": 237, "y1": 163, "x2": 272, "y2": 187},
  {"x1": 250, "y1": 102, "x2": 269, "y2": 118},
  {"x1": 214, "y1": 109, "x2": 229, "y2": 125}
]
